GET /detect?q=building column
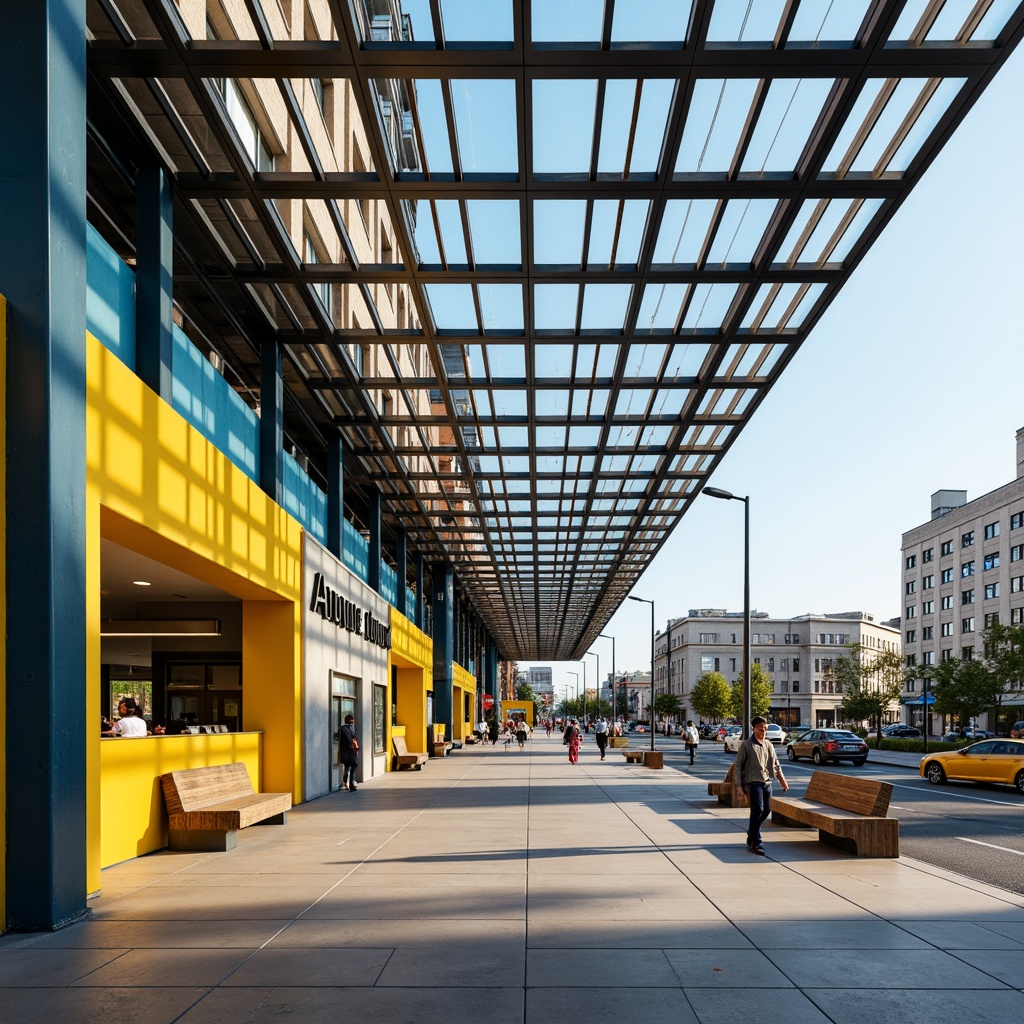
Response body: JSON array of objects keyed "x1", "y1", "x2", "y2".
[
  {"x1": 1, "y1": 0, "x2": 88, "y2": 931},
  {"x1": 431, "y1": 563, "x2": 454, "y2": 736},
  {"x1": 134, "y1": 165, "x2": 173, "y2": 400},
  {"x1": 367, "y1": 489, "x2": 381, "y2": 593},
  {"x1": 327, "y1": 435, "x2": 345, "y2": 561},
  {"x1": 415, "y1": 552, "x2": 425, "y2": 630},
  {"x1": 394, "y1": 528, "x2": 407, "y2": 617},
  {"x1": 259, "y1": 339, "x2": 284, "y2": 505}
]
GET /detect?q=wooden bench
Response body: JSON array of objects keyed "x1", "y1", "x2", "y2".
[
  {"x1": 622, "y1": 749, "x2": 645, "y2": 764},
  {"x1": 770, "y1": 771, "x2": 899, "y2": 857},
  {"x1": 433, "y1": 739, "x2": 454, "y2": 757},
  {"x1": 160, "y1": 762, "x2": 291, "y2": 852},
  {"x1": 393, "y1": 735, "x2": 428, "y2": 770},
  {"x1": 708, "y1": 763, "x2": 744, "y2": 807}
]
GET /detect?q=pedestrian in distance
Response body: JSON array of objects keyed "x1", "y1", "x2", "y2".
[
  {"x1": 684, "y1": 719, "x2": 700, "y2": 766},
  {"x1": 733, "y1": 716, "x2": 789, "y2": 855},
  {"x1": 516, "y1": 719, "x2": 530, "y2": 750},
  {"x1": 338, "y1": 714, "x2": 359, "y2": 792},
  {"x1": 566, "y1": 719, "x2": 582, "y2": 764},
  {"x1": 594, "y1": 715, "x2": 609, "y2": 760}
]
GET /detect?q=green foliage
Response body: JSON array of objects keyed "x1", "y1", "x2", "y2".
[
  {"x1": 836, "y1": 644, "x2": 906, "y2": 744},
  {"x1": 982, "y1": 622, "x2": 1024, "y2": 705},
  {"x1": 654, "y1": 692, "x2": 682, "y2": 717},
  {"x1": 730, "y1": 662, "x2": 773, "y2": 719},
  {"x1": 690, "y1": 671, "x2": 731, "y2": 722},
  {"x1": 921, "y1": 657, "x2": 996, "y2": 726}
]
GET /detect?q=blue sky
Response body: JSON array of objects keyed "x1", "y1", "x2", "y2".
[{"x1": 527, "y1": 41, "x2": 1024, "y2": 691}]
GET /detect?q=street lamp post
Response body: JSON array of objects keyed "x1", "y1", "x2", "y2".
[
  {"x1": 586, "y1": 650, "x2": 600, "y2": 725},
  {"x1": 567, "y1": 671, "x2": 579, "y2": 721},
  {"x1": 704, "y1": 487, "x2": 751, "y2": 739},
  {"x1": 598, "y1": 633, "x2": 615, "y2": 728},
  {"x1": 581, "y1": 660, "x2": 587, "y2": 726},
  {"x1": 628, "y1": 595, "x2": 656, "y2": 754}
]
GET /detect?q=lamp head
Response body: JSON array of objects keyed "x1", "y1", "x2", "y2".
[{"x1": 703, "y1": 486, "x2": 735, "y2": 500}]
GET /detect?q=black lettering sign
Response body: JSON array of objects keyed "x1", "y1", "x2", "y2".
[{"x1": 309, "y1": 571, "x2": 391, "y2": 649}]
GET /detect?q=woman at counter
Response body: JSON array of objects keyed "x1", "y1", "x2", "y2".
[{"x1": 106, "y1": 697, "x2": 148, "y2": 737}]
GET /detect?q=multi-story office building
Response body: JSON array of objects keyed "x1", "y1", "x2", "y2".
[
  {"x1": 528, "y1": 666, "x2": 555, "y2": 708},
  {"x1": 655, "y1": 609, "x2": 901, "y2": 730},
  {"x1": 901, "y1": 429, "x2": 1024, "y2": 732}
]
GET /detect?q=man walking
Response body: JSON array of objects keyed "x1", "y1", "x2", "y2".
[
  {"x1": 733, "y1": 716, "x2": 788, "y2": 855},
  {"x1": 338, "y1": 714, "x2": 359, "y2": 792},
  {"x1": 684, "y1": 719, "x2": 700, "y2": 765},
  {"x1": 594, "y1": 715, "x2": 609, "y2": 760}
]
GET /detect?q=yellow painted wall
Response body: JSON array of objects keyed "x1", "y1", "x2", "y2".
[
  {"x1": 99, "y1": 733, "x2": 263, "y2": 866},
  {"x1": 502, "y1": 700, "x2": 535, "y2": 726},
  {"x1": 0, "y1": 294, "x2": 7, "y2": 928},
  {"x1": 86, "y1": 337, "x2": 304, "y2": 890},
  {"x1": 389, "y1": 610, "x2": 432, "y2": 762},
  {"x1": 453, "y1": 662, "x2": 477, "y2": 739}
]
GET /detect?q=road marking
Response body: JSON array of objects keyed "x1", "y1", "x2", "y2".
[
  {"x1": 890, "y1": 780, "x2": 1022, "y2": 807},
  {"x1": 957, "y1": 837, "x2": 1024, "y2": 856}
]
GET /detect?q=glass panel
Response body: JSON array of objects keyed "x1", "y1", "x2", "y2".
[
  {"x1": 534, "y1": 200, "x2": 586, "y2": 264},
  {"x1": 425, "y1": 283, "x2": 477, "y2": 330},
  {"x1": 653, "y1": 200, "x2": 718, "y2": 265},
  {"x1": 740, "y1": 79, "x2": 836, "y2": 174},
  {"x1": 707, "y1": 0, "x2": 788, "y2": 42},
  {"x1": 410, "y1": 79, "x2": 453, "y2": 174},
  {"x1": 532, "y1": 0, "x2": 605, "y2": 44},
  {"x1": 610, "y1": 0, "x2": 694, "y2": 42},
  {"x1": 787, "y1": 0, "x2": 873, "y2": 43},
  {"x1": 588, "y1": 200, "x2": 649, "y2": 266},
  {"x1": 534, "y1": 284, "x2": 579, "y2": 330},
  {"x1": 439, "y1": 0, "x2": 513, "y2": 42},
  {"x1": 637, "y1": 284, "x2": 689, "y2": 331},
  {"x1": 676, "y1": 79, "x2": 759, "y2": 174},
  {"x1": 705, "y1": 200, "x2": 778, "y2": 265},
  {"x1": 478, "y1": 284, "x2": 524, "y2": 331},
  {"x1": 680, "y1": 284, "x2": 739, "y2": 329},
  {"x1": 887, "y1": 79, "x2": 967, "y2": 173},
  {"x1": 581, "y1": 284, "x2": 633, "y2": 330},
  {"x1": 467, "y1": 200, "x2": 521, "y2": 265},
  {"x1": 598, "y1": 79, "x2": 674, "y2": 175},
  {"x1": 533, "y1": 80, "x2": 598, "y2": 173},
  {"x1": 452, "y1": 80, "x2": 518, "y2": 173}
]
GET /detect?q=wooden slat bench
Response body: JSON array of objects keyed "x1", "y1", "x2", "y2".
[
  {"x1": 393, "y1": 735, "x2": 428, "y2": 770},
  {"x1": 708, "y1": 763, "x2": 744, "y2": 807},
  {"x1": 770, "y1": 771, "x2": 899, "y2": 857},
  {"x1": 622, "y1": 749, "x2": 645, "y2": 764},
  {"x1": 160, "y1": 762, "x2": 291, "y2": 852}
]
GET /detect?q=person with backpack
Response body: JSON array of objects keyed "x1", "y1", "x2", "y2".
[
  {"x1": 684, "y1": 719, "x2": 700, "y2": 765},
  {"x1": 594, "y1": 715, "x2": 609, "y2": 760}
]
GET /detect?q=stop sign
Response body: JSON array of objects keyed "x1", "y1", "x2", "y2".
[{"x1": 481, "y1": 694, "x2": 494, "y2": 710}]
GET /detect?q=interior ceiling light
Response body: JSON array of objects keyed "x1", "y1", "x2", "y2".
[
  {"x1": 132, "y1": 580, "x2": 152, "y2": 586},
  {"x1": 100, "y1": 619, "x2": 221, "y2": 637}
]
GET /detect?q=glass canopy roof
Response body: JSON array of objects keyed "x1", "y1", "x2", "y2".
[{"x1": 85, "y1": 0, "x2": 1024, "y2": 660}]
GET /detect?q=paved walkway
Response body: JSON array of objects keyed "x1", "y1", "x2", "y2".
[{"x1": 2, "y1": 736, "x2": 1023, "y2": 1023}]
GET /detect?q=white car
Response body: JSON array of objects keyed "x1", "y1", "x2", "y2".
[{"x1": 724, "y1": 723, "x2": 786, "y2": 752}]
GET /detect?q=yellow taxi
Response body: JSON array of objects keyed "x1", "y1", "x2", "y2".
[{"x1": 920, "y1": 739, "x2": 1024, "y2": 794}]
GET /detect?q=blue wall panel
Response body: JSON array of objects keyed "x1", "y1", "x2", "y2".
[
  {"x1": 282, "y1": 451, "x2": 327, "y2": 544},
  {"x1": 86, "y1": 222, "x2": 136, "y2": 368}
]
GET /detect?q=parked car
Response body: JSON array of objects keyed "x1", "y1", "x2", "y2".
[
  {"x1": 722, "y1": 726, "x2": 743, "y2": 752},
  {"x1": 786, "y1": 725, "x2": 813, "y2": 742},
  {"x1": 765, "y1": 723, "x2": 787, "y2": 745},
  {"x1": 786, "y1": 729, "x2": 869, "y2": 766},
  {"x1": 920, "y1": 739, "x2": 1024, "y2": 793},
  {"x1": 944, "y1": 727, "x2": 994, "y2": 740},
  {"x1": 1010, "y1": 721, "x2": 1024, "y2": 739},
  {"x1": 881, "y1": 724, "x2": 922, "y2": 739}
]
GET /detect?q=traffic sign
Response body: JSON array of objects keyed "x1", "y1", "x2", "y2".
[{"x1": 481, "y1": 694, "x2": 494, "y2": 710}]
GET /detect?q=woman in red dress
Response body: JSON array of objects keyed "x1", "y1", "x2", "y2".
[{"x1": 567, "y1": 719, "x2": 582, "y2": 764}]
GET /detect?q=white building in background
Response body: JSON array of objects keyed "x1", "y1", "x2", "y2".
[
  {"x1": 654, "y1": 609, "x2": 901, "y2": 729},
  {"x1": 528, "y1": 666, "x2": 554, "y2": 707},
  {"x1": 901, "y1": 428, "x2": 1024, "y2": 733}
]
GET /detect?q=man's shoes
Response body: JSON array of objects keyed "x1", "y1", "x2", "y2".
[
  {"x1": 746, "y1": 841, "x2": 756, "y2": 852},
  {"x1": 753, "y1": 845, "x2": 766, "y2": 856},
  {"x1": 349, "y1": 784, "x2": 357, "y2": 791}
]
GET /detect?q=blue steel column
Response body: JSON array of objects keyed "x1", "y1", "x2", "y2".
[
  {"x1": 395, "y1": 528, "x2": 407, "y2": 616},
  {"x1": 415, "y1": 552, "x2": 425, "y2": 629},
  {"x1": 431, "y1": 564, "x2": 454, "y2": 735},
  {"x1": 1, "y1": 0, "x2": 88, "y2": 930},
  {"x1": 327, "y1": 435, "x2": 345, "y2": 561},
  {"x1": 134, "y1": 166, "x2": 173, "y2": 400},
  {"x1": 367, "y1": 489, "x2": 381, "y2": 593},
  {"x1": 487, "y1": 641, "x2": 499, "y2": 706},
  {"x1": 259, "y1": 339, "x2": 283, "y2": 504}
]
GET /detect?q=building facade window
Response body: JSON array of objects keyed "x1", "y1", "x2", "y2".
[
  {"x1": 1012, "y1": 576, "x2": 1024, "y2": 593},
  {"x1": 962, "y1": 589, "x2": 974, "y2": 605},
  {"x1": 1012, "y1": 511, "x2": 1024, "y2": 530},
  {"x1": 905, "y1": 581, "x2": 916, "y2": 595},
  {"x1": 922, "y1": 574, "x2": 934, "y2": 589},
  {"x1": 905, "y1": 554, "x2": 917, "y2": 569},
  {"x1": 962, "y1": 616, "x2": 975, "y2": 633},
  {"x1": 984, "y1": 582, "x2": 1000, "y2": 600},
  {"x1": 961, "y1": 560, "x2": 975, "y2": 577},
  {"x1": 984, "y1": 521, "x2": 1000, "y2": 540},
  {"x1": 922, "y1": 600, "x2": 934, "y2": 614},
  {"x1": 941, "y1": 540, "x2": 954, "y2": 556},
  {"x1": 905, "y1": 606, "x2": 916, "y2": 619},
  {"x1": 922, "y1": 651, "x2": 934, "y2": 666},
  {"x1": 1013, "y1": 608, "x2": 1024, "y2": 624},
  {"x1": 941, "y1": 649, "x2": 953, "y2": 662},
  {"x1": 922, "y1": 626, "x2": 933, "y2": 640},
  {"x1": 922, "y1": 547, "x2": 933, "y2": 563},
  {"x1": 984, "y1": 552, "x2": 1000, "y2": 570},
  {"x1": 906, "y1": 629, "x2": 916, "y2": 643},
  {"x1": 985, "y1": 612, "x2": 1000, "y2": 628},
  {"x1": 941, "y1": 568, "x2": 954, "y2": 583},
  {"x1": 941, "y1": 595, "x2": 954, "y2": 610},
  {"x1": 698, "y1": 633, "x2": 718, "y2": 643},
  {"x1": 962, "y1": 531, "x2": 975, "y2": 548},
  {"x1": 1012, "y1": 544, "x2": 1024, "y2": 562},
  {"x1": 941, "y1": 621, "x2": 953, "y2": 637}
]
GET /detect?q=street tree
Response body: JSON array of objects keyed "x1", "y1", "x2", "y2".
[
  {"x1": 982, "y1": 622, "x2": 1024, "y2": 727},
  {"x1": 690, "y1": 671, "x2": 731, "y2": 722},
  {"x1": 730, "y1": 662, "x2": 773, "y2": 720},
  {"x1": 922, "y1": 657, "x2": 996, "y2": 729},
  {"x1": 654, "y1": 692, "x2": 682, "y2": 723},
  {"x1": 835, "y1": 643, "x2": 905, "y2": 743}
]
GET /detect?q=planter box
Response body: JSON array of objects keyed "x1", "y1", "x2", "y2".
[
  {"x1": 610, "y1": 737, "x2": 629, "y2": 748},
  {"x1": 644, "y1": 751, "x2": 664, "y2": 770}
]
